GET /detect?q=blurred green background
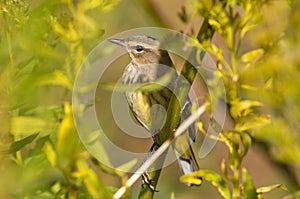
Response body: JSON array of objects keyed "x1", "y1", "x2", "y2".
[{"x1": 1, "y1": 0, "x2": 300, "y2": 198}]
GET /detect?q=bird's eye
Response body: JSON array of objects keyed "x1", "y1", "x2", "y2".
[{"x1": 135, "y1": 45, "x2": 144, "y2": 52}]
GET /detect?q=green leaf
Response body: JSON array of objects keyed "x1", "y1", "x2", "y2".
[
  {"x1": 77, "y1": 191, "x2": 94, "y2": 199},
  {"x1": 242, "y1": 168, "x2": 258, "y2": 199},
  {"x1": 27, "y1": 135, "x2": 50, "y2": 157},
  {"x1": 9, "y1": 133, "x2": 38, "y2": 153},
  {"x1": 10, "y1": 116, "x2": 55, "y2": 135},
  {"x1": 239, "y1": 132, "x2": 252, "y2": 158},
  {"x1": 240, "y1": 48, "x2": 264, "y2": 63},
  {"x1": 180, "y1": 170, "x2": 231, "y2": 199},
  {"x1": 14, "y1": 59, "x2": 39, "y2": 81}
]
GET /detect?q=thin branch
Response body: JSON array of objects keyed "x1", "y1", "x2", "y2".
[{"x1": 113, "y1": 103, "x2": 208, "y2": 199}]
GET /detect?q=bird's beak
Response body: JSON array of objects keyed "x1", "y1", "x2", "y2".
[{"x1": 108, "y1": 38, "x2": 126, "y2": 47}]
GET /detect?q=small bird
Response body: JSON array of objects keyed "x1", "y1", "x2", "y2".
[{"x1": 109, "y1": 35, "x2": 201, "y2": 189}]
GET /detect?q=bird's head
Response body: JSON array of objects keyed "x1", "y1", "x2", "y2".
[{"x1": 109, "y1": 36, "x2": 167, "y2": 65}]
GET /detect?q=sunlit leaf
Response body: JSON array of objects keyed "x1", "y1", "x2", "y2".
[
  {"x1": 231, "y1": 100, "x2": 263, "y2": 118},
  {"x1": 240, "y1": 24, "x2": 256, "y2": 39},
  {"x1": 257, "y1": 184, "x2": 288, "y2": 195},
  {"x1": 208, "y1": 19, "x2": 221, "y2": 31},
  {"x1": 219, "y1": 132, "x2": 233, "y2": 153},
  {"x1": 240, "y1": 132, "x2": 252, "y2": 158},
  {"x1": 180, "y1": 170, "x2": 230, "y2": 199},
  {"x1": 44, "y1": 141, "x2": 57, "y2": 166},
  {"x1": 242, "y1": 168, "x2": 258, "y2": 199},
  {"x1": 170, "y1": 192, "x2": 175, "y2": 199},
  {"x1": 50, "y1": 16, "x2": 66, "y2": 38},
  {"x1": 220, "y1": 159, "x2": 232, "y2": 182},
  {"x1": 197, "y1": 120, "x2": 206, "y2": 134},
  {"x1": 235, "y1": 114, "x2": 271, "y2": 132},
  {"x1": 100, "y1": 0, "x2": 120, "y2": 12},
  {"x1": 39, "y1": 70, "x2": 73, "y2": 90},
  {"x1": 240, "y1": 48, "x2": 264, "y2": 63},
  {"x1": 56, "y1": 103, "x2": 80, "y2": 157},
  {"x1": 10, "y1": 116, "x2": 55, "y2": 135},
  {"x1": 180, "y1": 172, "x2": 202, "y2": 186},
  {"x1": 243, "y1": 78, "x2": 273, "y2": 92},
  {"x1": 76, "y1": 160, "x2": 111, "y2": 198}
]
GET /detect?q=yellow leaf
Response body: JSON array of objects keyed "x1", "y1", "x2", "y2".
[
  {"x1": 180, "y1": 170, "x2": 230, "y2": 199},
  {"x1": 241, "y1": 48, "x2": 264, "y2": 63},
  {"x1": 197, "y1": 121, "x2": 206, "y2": 134},
  {"x1": 56, "y1": 103, "x2": 79, "y2": 157},
  {"x1": 257, "y1": 184, "x2": 288, "y2": 194},
  {"x1": 44, "y1": 141, "x2": 57, "y2": 166},
  {"x1": 10, "y1": 116, "x2": 54, "y2": 135},
  {"x1": 235, "y1": 115, "x2": 271, "y2": 132},
  {"x1": 76, "y1": 160, "x2": 110, "y2": 198},
  {"x1": 231, "y1": 100, "x2": 263, "y2": 118}
]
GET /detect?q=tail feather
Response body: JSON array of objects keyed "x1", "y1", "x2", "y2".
[{"x1": 174, "y1": 146, "x2": 202, "y2": 186}]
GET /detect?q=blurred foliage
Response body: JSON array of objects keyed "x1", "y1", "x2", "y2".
[
  {"x1": 1, "y1": 0, "x2": 300, "y2": 199},
  {"x1": 246, "y1": 0, "x2": 300, "y2": 175},
  {"x1": 0, "y1": 0, "x2": 121, "y2": 198},
  {"x1": 179, "y1": 0, "x2": 300, "y2": 198}
]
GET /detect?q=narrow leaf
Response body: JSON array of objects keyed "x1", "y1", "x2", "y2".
[
  {"x1": 76, "y1": 160, "x2": 111, "y2": 198},
  {"x1": 231, "y1": 100, "x2": 263, "y2": 118},
  {"x1": 257, "y1": 184, "x2": 288, "y2": 194},
  {"x1": 235, "y1": 115, "x2": 271, "y2": 132},
  {"x1": 180, "y1": 170, "x2": 231, "y2": 199},
  {"x1": 44, "y1": 141, "x2": 57, "y2": 166},
  {"x1": 10, "y1": 116, "x2": 55, "y2": 135},
  {"x1": 56, "y1": 103, "x2": 80, "y2": 157},
  {"x1": 39, "y1": 70, "x2": 73, "y2": 90},
  {"x1": 240, "y1": 133, "x2": 252, "y2": 158},
  {"x1": 240, "y1": 48, "x2": 264, "y2": 63},
  {"x1": 242, "y1": 168, "x2": 258, "y2": 199},
  {"x1": 170, "y1": 192, "x2": 175, "y2": 199},
  {"x1": 9, "y1": 133, "x2": 38, "y2": 153}
]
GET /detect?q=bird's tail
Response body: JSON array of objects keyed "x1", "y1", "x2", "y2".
[{"x1": 174, "y1": 144, "x2": 202, "y2": 186}]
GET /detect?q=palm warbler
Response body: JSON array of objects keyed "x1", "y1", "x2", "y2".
[{"x1": 109, "y1": 35, "x2": 201, "y2": 188}]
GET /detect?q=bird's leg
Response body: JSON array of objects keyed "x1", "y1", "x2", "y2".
[
  {"x1": 141, "y1": 143, "x2": 160, "y2": 192},
  {"x1": 141, "y1": 129, "x2": 164, "y2": 191},
  {"x1": 152, "y1": 128, "x2": 161, "y2": 147}
]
